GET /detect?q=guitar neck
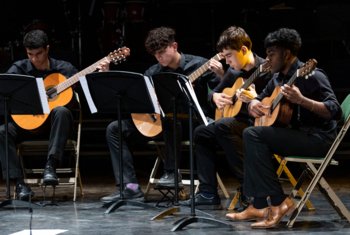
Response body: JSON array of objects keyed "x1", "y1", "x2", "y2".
[
  {"x1": 271, "y1": 72, "x2": 298, "y2": 110},
  {"x1": 188, "y1": 53, "x2": 221, "y2": 83},
  {"x1": 241, "y1": 66, "x2": 261, "y2": 90},
  {"x1": 55, "y1": 57, "x2": 108, "y2": 94}
]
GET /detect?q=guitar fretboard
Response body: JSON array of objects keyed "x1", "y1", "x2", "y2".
[
  {"x1": 241, "y1": 64, "x2": 263, "y2": 90},
  {"x1": 188, "y1": 53, "x2": 221, "y2": 83},
  {"x1": 55, "y1": 57, "x2": 108, "y2": 94}
]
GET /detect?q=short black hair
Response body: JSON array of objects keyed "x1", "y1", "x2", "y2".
[
  {"x1": 264, "y1": 28, "x2": 302, "y2": 55},
  {"x1": 23, "y1": 29, "x2": 49, "y2": 49},
  {"x1": 144, "y1": 27, "x2": 176, "y2": 55}
]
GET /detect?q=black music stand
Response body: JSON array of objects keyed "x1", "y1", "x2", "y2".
[
  {"x1": 82, "y1": 71, "x2": 158, "y2": 214},
  {"x1": 152, "y1": 73, "x2": 232, "y2": 231},
  {"x1": 148, "y1": 72, "x2": 188, "y2": 220},
  {"x1": 0, "y1": 74, "x2": 47, "y2": 209}
]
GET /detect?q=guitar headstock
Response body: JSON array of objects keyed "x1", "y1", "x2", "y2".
[
  {"x1": 298, "y1": 58, "x2": 317, "y2": 79},
  {"x1": 259, "y1": 59, "x2": 272, "y2": 73},
  {"x1": 108, "y1": 47, "x2": 131, "y2": 65}
]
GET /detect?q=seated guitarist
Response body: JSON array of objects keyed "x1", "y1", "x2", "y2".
[
  {"x1": 0, "y1": 29, "x2": 110, "y2": 201},
  {"x1": 180, "y1": 26, "x2": 271, "y2": 210},
  {"x1": 100, "y1": 26, "x2": 225, "y2": 204},
  {"x1": 228, "y1": 28, "x2": 342, "y2": 228},
  {"x1": 0, "y1": 29, "x2": 79, "y2": 201}
]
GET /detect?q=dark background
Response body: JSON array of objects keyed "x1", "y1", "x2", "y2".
[
  {"x1": 0, "y1": 0, "x2": 349, "y2": 177},
  {"x1": 1, "y1": 0, "x2": 349, "y2": 93}
]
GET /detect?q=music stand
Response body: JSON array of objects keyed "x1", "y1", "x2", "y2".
[
  {"x1": 147, "y1": 72, "x2": 188, "y2": 220},
  {"x1": 0, "y1": 74, "x2": 48, "y2": 209},
  {"x1": 152, "y1": 73, "x2": 232, "y2": 231},
  {"x1": 82, "y1": 71, "x2": 158, "y2": 214}
]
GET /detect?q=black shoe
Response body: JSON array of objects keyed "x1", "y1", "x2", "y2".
[
  {"x1": 234, "y1": 194, "x2": 250, "y2": 212},
  {"x1": 180, "y1": 193, "x2": 222, "y2": 210},
  {"x1": 156, "y1": 171, "x2": 183, "y2": 188},
  {"x1": 100, "y1": 190, "x2": 121, "y2": 203},
  {"x1": 15, "y1": 183, "x2": 34, "y2": 201},
  {"x1": 43, "y1": 161, "x2": 58, "y2": 186},
  {"x1": 101, "y1": 187, "x2": 144, "y2": 204}
]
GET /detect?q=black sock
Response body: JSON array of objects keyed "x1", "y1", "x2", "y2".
[
  {"x1": 253, "y1": 197, "x2": 268, "y2": 209},
  {"x1": 270, "y1": 195, "x2": 286, "y2": 206}
]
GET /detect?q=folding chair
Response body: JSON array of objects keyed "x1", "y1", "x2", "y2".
[
  {"x1": 285, "y1": 94, "x2": 350, "y2": 227},
  {"x1": 17, "y1": 92, "x2": 84, "y2": 202},
  {"x1": 274, "y1": 154, "x2": 317, "y2": 211},
  {"x1": 145, "y1": 140, "x2": 230, "y2": 202}
]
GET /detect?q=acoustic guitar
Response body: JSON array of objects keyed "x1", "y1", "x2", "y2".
[
  {"x1": 12, "y1": 47, "x2": 130, "y2": 130},
  {"x1": 132, "y1": 53, "x2": 223, "y2": 137},
  {"x1": 215, "y1": 60, "x2": 271, "y2": 120},
  {"x1": 254, "y1": 58, "x2": 317, "y2": 127}
]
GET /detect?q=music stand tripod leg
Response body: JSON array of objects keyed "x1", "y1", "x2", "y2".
[
  {"x1": 150, "y1": 97, "x2": 183, "y2": 220},
  {"x1": 103, "y1": 94, "x2": 157, "y2": 214},
  {"x1": 0, "y1": 96, "x2": 40, "y2": 210},
  {"x1": 171, "y1": 95, "x2": 233, "y2": 231}
]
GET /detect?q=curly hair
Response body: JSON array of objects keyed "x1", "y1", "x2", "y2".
[
  {"x1": 23, "y1": 29, "x2": 49, "y2": 49},
  {"x1": 144, "y1": 27, "x2": 176, "y2": 55},
  {"x1": 216, "y1": 26, "x2": 252, "y2": 52},
  {"x1": 264, "y1": 28, "x2": 302, "y2": 55}
]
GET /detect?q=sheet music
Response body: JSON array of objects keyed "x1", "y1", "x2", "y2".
[
  {"x1": 182, "y1": 78, "x2": 209, "y2": 126},
  {"x1": 35, "y1": 77, "x2": 50, "y2": 114},
  {"x1": 79, "y1": 76, "x2": 98, "y2": 113},
  {"x1": 143, "y1": 75, "x2": 161, "y2": 114}
]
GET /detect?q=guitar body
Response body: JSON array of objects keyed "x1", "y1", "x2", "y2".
[
  {"x1": 215, "y1": 77, "x2": 244, "y2": 120},
  {"x1": 11, "y1": 73, "x2": 73, "y2": 130},
  {"x1": 254, "y1": 86, "x2": 293, "y2": 127},
  {"x1": 131, "y1": 113, "x2": 162, "y2": 137}
]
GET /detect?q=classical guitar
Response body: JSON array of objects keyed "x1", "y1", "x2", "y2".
[
  {"x1": 254, "y1": 58, "x2": 317, "y2": 127},
  {"x1": 215, "y1": 60, "x2": 271, "y2": 120},
  {"x1": 132, "y1": 53, "x2": 223, "y2": 137},
  {"x1": 12, "y1": 47, "x2": 130, "y2": 130}
]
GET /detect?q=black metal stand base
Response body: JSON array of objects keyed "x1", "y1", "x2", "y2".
[
  {"x1": 171, "y1": 215, "x2": 233, "y2": 231},
  {"x1": 104, "y1": 199, "x2": 157, "y2": 214}
]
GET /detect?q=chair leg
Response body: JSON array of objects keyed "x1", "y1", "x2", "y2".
[
  {"x1": 216, "y1": 173, "x2": 229, "y2": 199},
  {"x1": 287, "y1": 162, "x2": 350, "y2": 227},
  {"x1": 227, "y1": 190, "x2": 241, "y2": 211},
  {"x1": 274, "y1": 155, "x2": 315, "y2": 211},
  {"x1": 145, "y1": 156, "x2": 161, "y2": 198},
  {"x1": 307, "y1": 163, "x2": 350, "y2": 222}
]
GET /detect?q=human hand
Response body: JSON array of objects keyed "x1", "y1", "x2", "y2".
[
  {"x1": 208, "y1": 59, "x2": 224, "y2": 78},
  {"x1": 280, "y1": 84, "x2": 304, "y2": 104},
  {"x1": 213, "y1": 92, "x2": 233, "y2": 109},
  {"x1": 97, "y1": 58, "x2": 110, "y2": 72},
  {"x1": 248, "y1": 99, "x2": 269, "y2": 118},
  {"x1": 236, "y1": 84, "x2": 257, "y2": 103}
]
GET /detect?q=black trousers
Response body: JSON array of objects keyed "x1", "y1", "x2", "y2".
[
  {"x1": 194, "y1": 117, "x2": 248, "y2": 194},
  {"x1": 0, "y1": 106, "x2": 73, "y2": 179},
  {"x1": 106, "y1": 117, "x2": 183, "y2": 185},
  {"x1": 243, "y1": 126, "x2": 331, "y2": 198}
]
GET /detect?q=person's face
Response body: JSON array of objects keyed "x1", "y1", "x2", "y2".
[
  {"x1": 154, "y1": 42, "x2": 178, "y2": 67},
  {"x1": 265, "y1": 46, "x2": 289, "y2": 74},
  {"x1": 222, "y1": 47, "x2": 246, "y2": 70},
  {"x1": 26, "y1": 46, "x2": 49, "y2": 70}
]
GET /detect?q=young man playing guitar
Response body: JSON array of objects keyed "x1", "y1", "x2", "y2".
[
  {"x1": 180, "y1": 26, "x2": 271, "y2": 210},
  {"x1": 0, "y1": 29, "x2": 79, "y2": 200},
  {"x1": 227, "y1": 28, "x2": 342, "y2": 229},
  {"x1": 101, "y1": 26, "x2": 224, "y2": 203}
]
